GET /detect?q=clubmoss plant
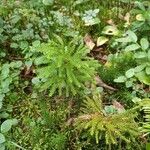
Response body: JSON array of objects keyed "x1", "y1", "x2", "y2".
[{"x1": 32, "y1": 35, "x2": 100, "y2": 97}]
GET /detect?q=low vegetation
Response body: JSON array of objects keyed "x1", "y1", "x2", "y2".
[{"x1": 0, "y1": 0, "x2": 150, "y2": 149}]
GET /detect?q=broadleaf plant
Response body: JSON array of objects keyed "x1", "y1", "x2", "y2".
[{"x1": 114, "y1": 31, "x2": 150, "y2": 86}]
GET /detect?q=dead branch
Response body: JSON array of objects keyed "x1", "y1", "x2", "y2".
[{"x1": 95, "y1": 76, "x2": 118, "y2": 91}]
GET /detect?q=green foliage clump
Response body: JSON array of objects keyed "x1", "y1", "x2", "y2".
[
  {"x1": 11, "y1": 96, "x2": 70, "y2": 150},
  {"x1": 76, "y1": 93, "x2": 139, "y2": 145},
  {"x1": 0, "y1": 0, "x2": 150, "y2": 149},
  {"x1": 131, "y1": 1, "x2": 150, "y2": 34},
  {"x1": 137, "y1": 99, "x2": 150, "y2": 135},
  {"x1": 98, "y1": 51, "x2": 136, "y2": 84},
  {"x1": 113, "y1": 30, "x2": 150, "y2": 87},
  {"x1": 0, "y1": 61, "x2": 22, "y2": 149},
  {"x1": 32, "y1": 36, "x2": 100, "y2": 97}
]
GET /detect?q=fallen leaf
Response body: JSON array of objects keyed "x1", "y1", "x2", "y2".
[
  {"x1": 124, "y1": 13, "x2": 131, "y2": 27},
  {"x1": 112, "y1": 100, "x2": 125, "y2": 113},
  {"x1": 106, "y1": 19, "x2": 115, "y2": 26},
  {"x1": 102, "y1": 26, "x2": 119, "y2": 36},
  {"x1": 97, "y1": 36, "x2": 109, "y2": 46},
  {"x1": 84, "y1": 34, "x2": 95, "y2": 50}
]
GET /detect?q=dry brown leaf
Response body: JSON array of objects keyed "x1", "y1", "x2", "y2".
[
  {"x1": 106, "y1": 19, "x2": 115, "y2": 26},
  {"x1": 124, "y1": 13, "x2": 130, "y2": 26},
  {"x1": 84, "y1": 34, "x2": 95, "y2": 50},
  {"x1": 112, "y1": 100, "x2": 125, "y2": 112}
]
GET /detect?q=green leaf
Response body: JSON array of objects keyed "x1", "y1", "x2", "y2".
[
  {"x1": 10, "y1": 61, "x2": 22, "y2": 68},
  {"x1": 0, "y1": 112, "x2": 9, "y2": 118},
  {"x1": 125, "y1": 80, "x2": 133, "y2": 88},
  {"x1": 16, "y1": 61, "x2": 23, "y2": 68},
  {"x1": 0, "y1": 52, "x2": 6, "y2": 58},
  {"x1": 1, "y1": 120, "x2": 12, "y2": 133},
  {"x1": 134, "y1": 52, "x2": 147, "y2": 58},
  {"x1": 115, "y1": 37, "x2": 132, "y2": 43},
  {"x1": 140, "y1": 38, "x2": 149, "y2": 50},
  {"x1": 0, "y1": 94, "x2": 4, "y2": 109},
  {"x1": 134, "y1": 65, "x2": 146, "y2": 72},
  {"x1": 19, "y1": 41, "x2": 29, "y2": 50},
  {"x1": 136, "y1": 14, "x2": 145, "y2": 21},
  {"x1": 148, "y1": 50, "x2": 150, "y2": 60},
  {"x1": 25, "y1": 61, "x2": 32, "y2": 68},
  {"x1": 10, "y1": 43, "x2": 18, "y2": 49},
  {"x1": 0, "y1": 95, "x2": 5, "y2": 102},
  {"x1": 0, "y1": 102, "x2": 2, "y2": 110},
  {"x1": 42, "y1": 0, "x2": 54, "y2": 5},
  {"x1": 104, "y1": 106, "x2": 116, "y2": 114},
  {"x1": 125, "y1": 44, "x2": 140, "y2": 51},
  {"x1": 32, "y1": 78, "x2": 40, "y2": 85},
  {"x1": 135, "y1": 1, "x2": 145, "y2": 11},
  {"x1": 114, "y1": 76, "x2": 127, "y2": 83},
  {"x1": 0, "y1": 134, "x2": 5, "y2": 144},
  {"x1": 0, "y1": 144, "x2": 5, "y2": 150},
  {"x1": 11, "y1": 119, "x2": 18, "y2": 125},
  {"x1": 32, "y1": 40, "x2": 41, "y2": 47},
  {"x1": 102, "y1": 26, "x2": 119, "y2": 36},
  {"x1": 132, "y1": 97, "x2": 142, "y2": 103},
  {"x1": 126, "y1": 30, "x2": 137, "y2": 43},
  {"x1": 125, "y1": 68, "x2": 135, "y2": 78},
  {"x1": 97, "y1": 36, "x2": 109, "y2": 46},
  {"x1": 11, "y1": 15, "x2": 21, "y2": 24},
  {"x1": 146, "y1": 67, "x2": 150, "y2": 75},
  {"x1": 135, "y1": 71, "x2": 150, "y2": 85},
  {"x1": 34, "y1": 56, "x2": 48, "y2": 65},
  {"x1": 1, "y1": 78, "x2": 11, "y2": 93},
  {"x1": 1, "y1": 64, "x2": 9, "y2": 79},
  {"x1": 85, "y1": 18, "x2": 100, "y2": 26}
]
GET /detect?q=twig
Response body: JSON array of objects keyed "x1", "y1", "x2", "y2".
[
  {"x1": 8, "y1": 56, "x2": 24, "y2": 60},
  {"x1": 67, "y1": 113, "x2": 100, "y2": 126},
  {"x1": 95, "y1": 76, "x2": 118, "y2": 91}
]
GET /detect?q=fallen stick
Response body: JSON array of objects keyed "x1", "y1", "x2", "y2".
[{"x1": 95, "y1": 76, "x2": 118, "y2": 91}]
